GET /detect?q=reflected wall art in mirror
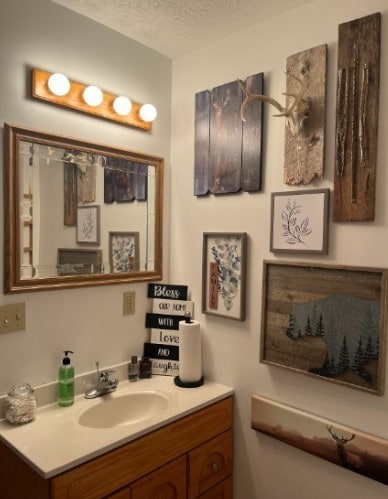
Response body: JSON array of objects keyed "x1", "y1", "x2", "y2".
[{"x1": 3, "y1": 124, "x2": 163, "y2": 292}]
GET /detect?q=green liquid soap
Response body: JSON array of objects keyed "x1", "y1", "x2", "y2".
[{"x1": 58, "y1": 350, "x2": 74, "y2": 407}]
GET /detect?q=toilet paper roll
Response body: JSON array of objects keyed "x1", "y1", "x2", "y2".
[{"x1": 178, "y1": 319, "x2": 202, "y2": 383}]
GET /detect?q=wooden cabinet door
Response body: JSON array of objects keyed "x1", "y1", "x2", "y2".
[
  {"x1": 105, "y1": 486, "x2": 131, "y2": 498},
  {"x1": 131, "y1": 456, "x2": 186, "y2": 499},
  {"x1": 199, "y1": 477, "x2": 232, "y2": 498},
  {"x1": 188, "y1": 430, "x2": 233, "y2": 498}
]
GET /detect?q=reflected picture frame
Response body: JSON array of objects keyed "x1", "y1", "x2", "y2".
[
  {"x1": 270, "y1": 189, "x2": 329, "y2": 254},
  {"x1": 109, "y1": 231, "x2": 140, "y2": 273},
  {"x1": 202, "y1": 232, "x2": 247, "y2": 321},
  {"x1": 76, "y1": 205, "x2": 100, "y2": 245}
]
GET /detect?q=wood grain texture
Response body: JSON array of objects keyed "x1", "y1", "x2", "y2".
[
  {"x1": 32, "y1": 69, "x2": 152, "y2": 131},
  {"x1": 131, "y1": 456, "x2": 186, "y2": 499},
  {"x1": 63, "y1": 163, "x2": 77, "y2": 226},
  {"x1": 284, "y1": 44, "x2": 327, "y2": 185},
  {"x1": 333, "y1": 13, "x2": 381, "y2": 221},
  {"x1": 51, "y1": 397, "x2": 233, "y2": 499},
  {"x1": 209, "y1": 81, "x2": 242, "y2": 194},
  {"x1": 0, "y1": 439, "x2": 50, "y2": 499},
  {"x1": 105, "y1": 486, "x2": 131, "y2": 499},
  {"x1": 194, "y1": 74, "x2": 263, "y2": 196},
  {"x1": 241, "y1": 73, "x2": 263, "y2": 192},
  {"x1": 199, "y1": 477, "x2": 233, "y2": 499},
  {"x1": 261, "y1": 261, "x2": 387, "y2": 395},
  {"x1": 188, "y1": 430, "x2": 233, "y2": 498},
  {"x1": 194, "y1": 90, "x2": 211, "y2": 195}
]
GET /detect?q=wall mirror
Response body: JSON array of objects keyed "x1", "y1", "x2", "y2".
[{"x1": 3, "y1": 124, "x2": 163, "y2": 293}]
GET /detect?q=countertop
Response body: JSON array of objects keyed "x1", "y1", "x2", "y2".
[{"x1": 0, "y1": 376, "x2": 233, "y2": 479}]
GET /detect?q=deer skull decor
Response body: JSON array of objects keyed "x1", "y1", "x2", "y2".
[
  {"x1": 238, "y1": 45, "x2": 327, "y2": 185},
  {"x1": 238, "y1": 72, "x2": 310, "y2": 137}
]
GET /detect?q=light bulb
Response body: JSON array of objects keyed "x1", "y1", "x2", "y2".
[
  {"x1": 113, "y1": 96, "x2": 132, "y2": 116},
  {"x1": 47, "y1": 73, "x2": 70, "y2": 96},
  {"x1": 83, "y1": 85, "x2": 103, "y2": 107},
  {"x1": 139, "y1": 103, "x2": 157, "y2": 122}
]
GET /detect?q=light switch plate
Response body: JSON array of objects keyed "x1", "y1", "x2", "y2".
[
  {"x1": 123, "y1": 291, "x2": 135, "y2": 315},
  {"x1": 0, "y1": 302, "x2": 26, "y2": 334}
]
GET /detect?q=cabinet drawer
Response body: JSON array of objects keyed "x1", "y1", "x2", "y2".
[
  {"x1": 200, "y1": 477, "x2": 232, "y2": 498},
  {"x1": 188, "y1": 430, "x2": 233, "y2": 498},
  {"x1": 131, "y1": 455, "x2": 186, "y2": 499}
]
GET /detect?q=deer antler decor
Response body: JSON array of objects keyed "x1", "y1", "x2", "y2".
[
  {"x1": 238, "y1": 44, "x2": 327, "y2": 185},
  {"x1": 238, "y1": 72, "x2": 310, "y2": 137}
]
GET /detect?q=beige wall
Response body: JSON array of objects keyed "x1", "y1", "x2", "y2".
[
  {"x1": 0, "y1": 0, "x2": 171, "y2": 390},
  {"x1": 2, "y1": 0, "x2": 388, "y2": 497},
  {"x1": 170, "y1": 0, "x2": 388, "y2": 497}
]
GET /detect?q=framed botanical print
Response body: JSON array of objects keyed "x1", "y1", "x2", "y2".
[
  {"x1": 109, "y1": 231, "x2": 140, "y2": 273},
  {"x1": 76, "y1": 205, "x2": 100, "y2": 244},
  {"x1": 270, "y1": 189, "x2": 329, "y2": 254},
  {"x1": 202, "y1": 232, "x2": 247, "y2": 321}
]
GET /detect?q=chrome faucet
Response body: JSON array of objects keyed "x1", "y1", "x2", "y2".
[{"x1": 84, "y1": 361, "x2": 119, "y2": 399}]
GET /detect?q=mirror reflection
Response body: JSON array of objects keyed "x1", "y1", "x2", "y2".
[{"x1": 4, "y1": 124, "x2": 163, "y2": 293}]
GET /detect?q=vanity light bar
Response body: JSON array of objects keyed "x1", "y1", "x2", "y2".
[{"x1": 31, "y1": 68, "x2": 155, "y2": 131}]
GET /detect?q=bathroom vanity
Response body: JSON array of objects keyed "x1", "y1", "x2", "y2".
[{"x1": 0, "y1": 377, "x2": 233, "y2": 498}]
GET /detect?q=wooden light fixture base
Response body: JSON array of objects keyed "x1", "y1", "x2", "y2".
[{"x1": 31, "y1": 68, "x2": 152, "y2": 132}]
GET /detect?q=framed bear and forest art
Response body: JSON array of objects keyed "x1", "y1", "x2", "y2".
[{"x1": 261, "y1": 261, "x2": 387, "y2": 395}]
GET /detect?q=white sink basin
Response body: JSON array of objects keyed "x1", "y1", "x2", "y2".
[{"x1": 77, "y1": 390, "x2": 171, "y2": 429}]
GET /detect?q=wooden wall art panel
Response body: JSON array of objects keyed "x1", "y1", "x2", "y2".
[
  {"x1": 284, "y1": 44, "x2": 327, "y2": 185},
  {"x1": 333, "y1": 13, "x2": 381, "y2": 222},
  {"x1": 194, "y1": 73, "x2": 263, "y2": 196},
  {"x1": 261, "y1": 260, "x2": 387, "y2": 395},
  {"x1": 251, "y1": 395, "x2": 388, "y2": 487}
]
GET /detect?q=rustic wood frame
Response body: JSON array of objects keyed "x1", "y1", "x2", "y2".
[
  {"x1": 57, "y1": 248, "x2": 103, "y2": 276},
  {"x1": 202, "y1": 232, "x2": 247, "y2": 321},
  {"x1": 261, "y1": 260, "x2": 387, "y2": 395},
  {"x1": 3, "y1": 123, "x2": 163, "y2": 293},
  {"x1": 109, "y1": 231, "x2": 140, "y2": 273},
  {"x1": 270, "y1": 189, "x2": 329, "y2": 254}
]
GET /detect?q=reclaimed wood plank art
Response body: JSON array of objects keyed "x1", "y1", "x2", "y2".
[
  {"x1": 63, "y1": 162, "x2": 77, "y2": 226},
  {"x1": 194, "y1": 73, "x2": 263, "y2": 196},
  {"x1": 261, "y1": 261, "x2": 387, "y2": 395},
  {"x1": 334, "y1": 13, "x2": 381, "y2": 221},
  {"x1": 104, "y1": 158, "x2": 147, "y2": 203},
  {"x1": 251, "y1": 395, "x2": 388, "y2": 486},
  {"x1": 57, "y1": 248, "x2": 102, "y2": 276},
  {"x1": 284, "y1": 44, "x2": 327, "y2": 185},
  {"x1": 209, "y1": 80, "x2": 242, "y2": 193}
]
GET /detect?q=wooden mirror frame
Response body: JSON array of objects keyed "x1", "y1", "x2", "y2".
[{"x1": 3, "y1": 123, "x2": 163, "y2": 293}]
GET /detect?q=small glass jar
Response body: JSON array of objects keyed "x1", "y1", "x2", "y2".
[{"x1": 4, "y1": 383, "x2": 36, "y2": 424}]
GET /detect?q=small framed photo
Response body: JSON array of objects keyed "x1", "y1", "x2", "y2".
[
  {"x1": 109, "y1": 232, "x2": 140, "y2": 273},
  {"x1": 202, "y1": 232, "x2": 247, "y2": 321},
  {"x1": 270, "y1": 189, "x2": 329, "y2": 254},
  {"x1": 76, "y1": 205, "x2": 100, "y2": 244}
]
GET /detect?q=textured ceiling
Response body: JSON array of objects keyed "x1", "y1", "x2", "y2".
[{"x1": 50, "y1": 0, "x2": 315, "y2": 58}]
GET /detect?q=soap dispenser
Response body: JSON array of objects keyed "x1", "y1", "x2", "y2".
[{"x1": 58, "y1": 350, "x2": 75, "y2": 407}]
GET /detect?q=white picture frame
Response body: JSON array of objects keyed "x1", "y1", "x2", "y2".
[
  {"x1": 76, "y1": 205, "x2": 100, "y2": 244},
  {"x1": 270, "y1": 189, "x2": 329, "y2": 254}
]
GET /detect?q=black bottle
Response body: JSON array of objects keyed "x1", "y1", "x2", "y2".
[{"x1": 139, "y1": 357, "x2": 152, "y2": 379}]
